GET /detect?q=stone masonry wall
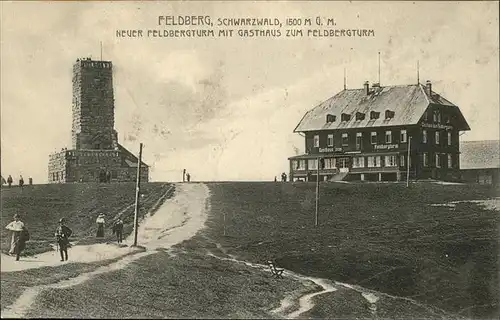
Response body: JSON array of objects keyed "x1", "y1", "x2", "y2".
[{"x1": 71, "y1": 59, "x2": 116, "y2": 150}]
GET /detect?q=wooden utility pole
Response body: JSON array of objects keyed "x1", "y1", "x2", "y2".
[
  {"x1": 315, "y1": 157, "x2": 320, "y2": 227},
  {"x1": 406, "y1": 136, "x2": 412, "y2": 188},
  {"x1": 223, "y1": 212, "x2": 226, "y2": 236},
  {"x1": 133, "y1": 143, "x2": 143, "y2": 246}
]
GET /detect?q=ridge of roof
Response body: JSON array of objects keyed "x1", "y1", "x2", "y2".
[{"x1": 118, "y1": 144, "x2": 149, "y2": 167}]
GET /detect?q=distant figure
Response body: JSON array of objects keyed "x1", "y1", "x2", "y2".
[
  {"x1": 5, "y1": 214, "x2": 25, "y2": 260},
  {"x1": 29, "y1": 177, "x2": 33, "y2": 185},
  {"x1": 112, "y1": 218, "x2": 124, "y2": 243},
  {"x1": 186, "y1": 173, "x2": 191, "y2": 183},
  {"x1": 281, "y1": 172, "x2": 287, "y2": 182},
  {"x1": 55, "y1": 218, "x2": 73, "y2": 261},
  {"x1": 96, "y1": 213, "x2": 106, "y2": 238},
  {"x1": 274, "y1": 176, "x2": 277, "y2": 182},
  {"x1": 19, "y1": 175, "x2": 24, "y2": 189},
  {"x1": 7, "y1": 175, "x2": 13, "y2": 187},
  {"x1": 183, "y1": 169, "x2": 186, "y2": 182}
]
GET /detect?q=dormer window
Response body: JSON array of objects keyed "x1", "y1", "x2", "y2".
[
  {"x1": 355, "y1": 112, "x2": 365, "y2": 121},
  {"x1": 341, "y1": 113, "x2": 351, "y2": 122},
  {"x1": 370, "y1": 111, "x2": 380, "y2": 120},
  {"x1": 326, "y1": 114, "x2": 336, "y2": 123},
  {"x1": 385, "y1": 110, "x2": 395, "y2": 119}
]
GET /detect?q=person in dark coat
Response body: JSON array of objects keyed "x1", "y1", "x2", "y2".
[
  {"x1": 16, "y1": 226, "x2": 30, "y2": 261},
  {"x1": 19, "y1": 175, "x2": 24, "y2": 188},
  {"x1": 112, "y1": 218, "x2": 124, "y2": 243},
  {"x1": 55, "y1": 218, "x2": 73, "y2": 261},
  {"x1": 7, "y1": 175, "x2": 13, "y2": 187}
]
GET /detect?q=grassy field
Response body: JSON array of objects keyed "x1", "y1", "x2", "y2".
[
  {"x1": 0, "y1": 248, "x2": 142, "y2": 309},
  {"x1": 202, "y1": 181, "x2": 499, "y2": 319},
  {"x1": 23, "y1": 247, "x2": 308, "y2": 318},
  {"x1": 2, "y1": 181, "x2": 498, "y2": 319},
  {"x1": 1, "y1": 182, "x2": 173, "y2": 255}
]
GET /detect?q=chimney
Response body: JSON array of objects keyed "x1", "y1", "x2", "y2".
[
  {"x1": 426, "y1": 80, "x2": 432, "y2": 95},
  {"x1": 364, "y1": 81, "x2": 370, "y2": 95}
]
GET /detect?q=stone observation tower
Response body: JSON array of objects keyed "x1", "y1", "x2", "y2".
[{"x1": 48, "y1": 58, "x2": 149, "y2": 183}]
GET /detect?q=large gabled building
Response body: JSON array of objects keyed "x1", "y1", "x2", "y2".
[{"x1": 288, "y1": 80, "x2": 470, "y2": 182}]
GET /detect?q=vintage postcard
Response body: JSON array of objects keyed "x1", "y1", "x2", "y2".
[{"x1": 1, "y1": 1, "x2": 499, "y2": 319}]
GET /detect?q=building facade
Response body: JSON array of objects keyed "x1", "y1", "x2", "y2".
[
  {"x1": 289, "y1": 81, "x2": 470, "y2": 182},
  {"x1": 459, "y1": 140, "x2": 500, "y2": 185},
  {"x1": 48, "y1": 58, "x2": 149, "y2": 183}
]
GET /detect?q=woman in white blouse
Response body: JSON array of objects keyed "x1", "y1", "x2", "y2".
[
  {"x1": 96, "y1": 213, "x2": 106, "y2": 238},
  {"x1": 5, "y1": 214, "x2": 24, "y2": 255}
]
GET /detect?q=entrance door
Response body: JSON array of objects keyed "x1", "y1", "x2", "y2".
[{"x1": 99, "y1": 169, "x2": 107, "y2": 183}]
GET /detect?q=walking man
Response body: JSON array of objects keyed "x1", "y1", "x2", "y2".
[
  {"x1": 5, "y1": 214, "x2": 25, "y2": 259},
  {"x1": 55, "y1": 218, "x2": 73, "y2": 261},
  {"x1": 7, "y1": 175, "x2": 13, "y2": 187},
  {"x1": 112, "y1": 218, "x2": 124, "y2": 243}
]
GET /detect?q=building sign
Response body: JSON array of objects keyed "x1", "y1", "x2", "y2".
[
  {"x1": 319, "y1": 147, "x2": 343, "y2": 153},
  {"x1": 374, "y1": 144, "x2": 399, "y2": 150},
  {"x1": 421, "y1": 122, "x2": 453, "y2": 130}
]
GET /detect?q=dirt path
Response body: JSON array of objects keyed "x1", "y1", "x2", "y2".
[{"x1": 1, "y1": 183, "x2": 210, "y2": 318}]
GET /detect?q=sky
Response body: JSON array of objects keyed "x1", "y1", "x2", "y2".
[{"x1": 1, "y1": 1, "x2": 499, "y2": 183}]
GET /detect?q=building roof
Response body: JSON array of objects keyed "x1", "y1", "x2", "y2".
[
  {"x1": 294, "y1": 83, "x2": 470, "y2": 132},
  {"x1": 460, "y1": 140, "x2": 500, "y2": 170},
  {"x1": 118, "y1": 144, "x2": 149, "y2": 168}
]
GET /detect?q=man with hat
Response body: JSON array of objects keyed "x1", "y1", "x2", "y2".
[
  {"x1": 112, "y1": 218, "x2": 124, "y2": 244},
  {"x1": 5, "y1": 214, "x2": 25, "y2": 257},
  {"x1": 55, "y1": 218, "x2": 73, "y2": 261}
]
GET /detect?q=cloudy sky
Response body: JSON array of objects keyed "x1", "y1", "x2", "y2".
[{"x1": 1, "y1": 1, "x2": 498, "y2": 183}]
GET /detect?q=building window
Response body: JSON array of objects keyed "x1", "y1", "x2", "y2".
[
  {"x1": 341, "y1": 113, "x2": 351, "y2": 122},
  {"x1": 308, "y1": 159, "x2": 318, "y2": 170},
  {"x1": 385, "y1": 131, "x2": 392, "y2": 143},
  {"x1": 356, "y1": 132, "x2": 362, "y2": 150},
  {"x1": 367, "y1": 156, "x2": 381, "y2": 167},
  {"x1": 400, "y1": 130, "x2": 407, "y2": 143},
  {"x1": 436, "y1": 153, "x2": 441, "y2": 168},
  {"x1": 295, "y1": 160, "x2": 306, "y2": 170},
  {"x1": 371, "y1": 132, "x2": 377, "y2": 144},
  {"x1": 399, "y1": 155, "x2": 405, "y2": 167},
  {"x1": 447, "y1": 154, "x2": 452, "y2": 168},
  {"x1": 313, "y1": 135, "x2": 319, "y2": 148},
  {"x1": 355, "y1": 112, "x2": 365, "y2": 121},
  {"x1": 337, "y1": 158, "x2": 348, "y2": 168},
  {"x1": 326, "y1": 114, "x2": 336, "y2": 123},
  {"x1": 370, "y1": 111, "x2": 380, "y2": 120},
  {"x1": 385, "y1": 110, "x2": 395, "y2": 119},
  {"x1": 423, "y1": 152, "x2": 429, "y2": 167},
  {"x1": 433, "y1": 111, "x2": 441, "y2": 123},
  {"x1": 353, "y1": 156, "x2": 365, "y2": 168},
  {"x1": 327, "y1": 134, "x2": 334, "y2": 147},
  {"x1": 422, "y1": 130, "x2": 427, "y2": 143},
  {"x1": 435, "y1": 131, "x2": 440, "y2": 145},
  {"x1": 447, "y1": 131, "x2": 452, "y2": 146},
  {"x1": 342, "y1": 133, "x2": 349, "y2": 146},
  {"x1": 385, "y1": 155, "x2": 397, "y2": 167},
  {"x1": 324, "y1": 158, "x2": 336, "y2": 169}
]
